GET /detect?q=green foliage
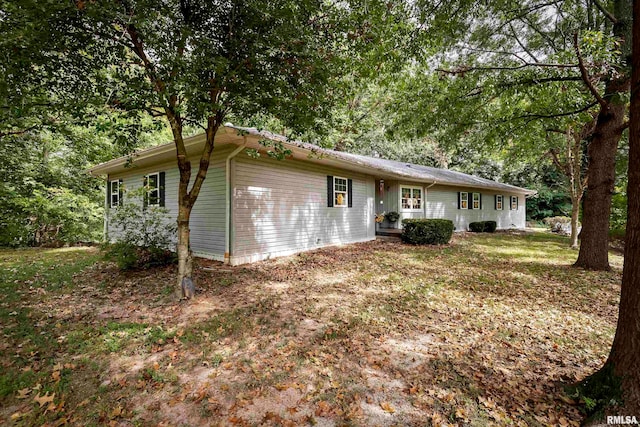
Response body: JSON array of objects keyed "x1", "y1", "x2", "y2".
[
  {"x1": 610, "y1": 189, "x2": 627, "y2": 233},
  {"x1": 566, "y1": 363, "x2": 623, "y2": 420},
  {"x1": 0, "y1": 129, "x2": 109, "y2": 247},
  {"x1": 104, "y1": 192, "x2": 177, "y2": 270},
  {"x1": 468, "y1": 221, "x2": 497, "y2": 233},
  {"x1": 401, "y1": 219, "x2": 454, "y2": 245},
  {"x1": 384, "y1": 211, "x2": 400, "y2": 223}
]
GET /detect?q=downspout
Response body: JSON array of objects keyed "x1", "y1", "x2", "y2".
[
  {"x1": 225, "y1": 140, "x2": 246, "y2": 264},
  {"x1": 104, "y1": 175, "x2": 109, "y2": 243},
  {"x1": 424, "y1": 181, "x2": 437, "y2": 216}
]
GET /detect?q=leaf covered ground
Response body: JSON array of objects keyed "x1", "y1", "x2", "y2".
[{"x1": 0, "y1": 232, "x2": 623, "y2": 426}]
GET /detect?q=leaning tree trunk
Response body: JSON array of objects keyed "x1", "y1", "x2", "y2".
[
  {"x1": 574, "y1": 97, "x2": 626, "y2": 270},
  {"x1": 600, "y1": 0, "x2": 640, "y2": 410}
]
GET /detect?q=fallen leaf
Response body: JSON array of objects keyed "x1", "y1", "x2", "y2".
[
  {"x1": 16, "y1": 388, "x2": 31, "y2": 399},
  {"x1": 34, "y1": 391, "x2": 55, "y2": 408},
  {"x1": 380, "y1": 401, "x2": 395, "y2": 414},
  {"x1": 109, "y1": 405, "x2": 123, "y2": 419}
]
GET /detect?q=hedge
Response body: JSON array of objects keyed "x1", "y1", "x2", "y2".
[
  {"x1": 401, "y1": 219, "x2": 454, "y2": 245},
  {"x1": 468, "y1": 221, "x2": 497, "y2": 233}
]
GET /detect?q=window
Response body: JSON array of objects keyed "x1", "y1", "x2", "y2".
[
  {"x1": 401, "y1": 186, "x2": 422, "y2": 211},
  {"x1": 110, "y1": 180, "x2": 122, "y2": 208},
  {"x1": 334, "y1": 176, "x2": 348, "y2": 207},
  {"x1": 145, "y1": 172, "x2": 160, "y2": 206},
  {"x1": 496, "y1": 195, "x2": 503, "y2": 210},
  {"x1": 510, "y1": 196, "x2": 518, "y2": 210},
  {"x1": 472, "y1": 193, "x2": 481, "y2": 210},
  {"x1": 327, "y1": 175, "x2": 352, "y2": 208},
  {"x1": 459, "y1": 192, "x2": 468, "y2": 209}
]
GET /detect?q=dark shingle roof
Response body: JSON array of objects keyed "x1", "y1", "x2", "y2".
[{"x1": 228, "y1": 125, "x2": 535, "y2": 195}]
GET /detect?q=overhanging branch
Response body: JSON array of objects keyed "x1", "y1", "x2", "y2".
[{"x1": 574, "y1": 32, "x2": 607, "y2": 109}]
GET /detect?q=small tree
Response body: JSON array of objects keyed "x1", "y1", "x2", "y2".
[
  {"x1": 3, "y1": 0, "x2": 413, "y2": 297},
  {"x1": 546, "y1": 118, "x2": 594, "y2": 248}
]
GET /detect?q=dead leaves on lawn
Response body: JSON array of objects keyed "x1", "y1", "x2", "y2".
[{"x1": 0, "y1": 236, "x2": 622, "y2": 426}]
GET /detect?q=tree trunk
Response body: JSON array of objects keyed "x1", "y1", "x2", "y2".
[
  {"x1": 574, "y1": 98, "x2": 626, "y2": 269},
  {"x1": 570, "y1": 194, "x2": 580, "y2": 249},
  {"x1": 602, "y1": 0, "x2": 640, "y2": 411},
  {"x1": 575, "y1": 0, "x2": 631, "y2": 270},
  {"x1": 176, "y1": 204, "x2": 193, "y2": 298}
]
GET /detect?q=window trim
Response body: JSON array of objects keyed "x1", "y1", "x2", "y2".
[
  {"x1": 472, "y1": 192, "x2": 481, "y2": 210},
  {"x1": 145, "y1": 172, "x2": 161, "y2": 207},
  {"x1": 510, "y1": 195, "x2": 518, "y2": 210},
  {"x1": 459, "y1": 191, "x2": 469, "y2": 209},
  {"x1": 110, "y1": 180, "x2": 120, "y2": 208},
  {"x1": 333, "y1": 176, "x2": 348, "y2": 208},
  {"x1": 399, "y1": 185, "x2": 424, "y2": 212},
  {"x1": 496, "y1": 194, "x2": 503, "y2": 210}
]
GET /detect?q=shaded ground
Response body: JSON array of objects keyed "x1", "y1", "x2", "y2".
[{"x1": 0, "y1": 232, "x2": 622, "y2": 426}]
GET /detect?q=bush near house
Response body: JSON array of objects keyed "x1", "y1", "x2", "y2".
[
  {"x1": 103, "y1": 194, "x2": 177, "y2": 270},
  {"x1": 401, "y1": 218, "x2": 454, "y2": 245},
  {"x1": 469, "y1": 221, "x2": 497, "y2": 233}
]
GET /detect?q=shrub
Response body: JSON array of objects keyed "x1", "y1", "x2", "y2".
[
  {"x1": 104, "y1": 190, "x2": 177, "y2": 270},
  {"x1": 543, "y1": 216, "x2": 572, "y2": 234},
  {"x1": 469, "y1": 221, "x2": 497, "y2": 233},
  {"x1": 401, "y1": 219, "x2": 454, "y2": 245},
  {"x1": 385, "y1": 211, "x2": 400, "y2": 223}
]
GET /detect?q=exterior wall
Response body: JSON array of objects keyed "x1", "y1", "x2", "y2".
[
  {"x1": 375, "y1": 181, "x2": 526, "y2": 231},
  {"x1": 106, "y1": 145, "x2": 233, "y2": 261},
  {"x1": 424, "y1": 185, "x2": 526, "y2": 231},
  {"x1": 231, "y1": 153, "x2": 376, "y2": 265}
]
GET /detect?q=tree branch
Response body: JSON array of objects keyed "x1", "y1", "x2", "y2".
[
  {"x1": 0, "y1": 124, "x2": 39, "y2": 139},
  {"x1": 574, "y1": 32, "x2": 607, "y2": 109},
  {"x1": 437, "y1": 61, "x2": 579, "y2": 76},
  {"x1": 515, "y1": 100, "x2": 599, "y2": 120},
  {"x1": 592, "y1": 0, "x2": 618, "y2": 24}
]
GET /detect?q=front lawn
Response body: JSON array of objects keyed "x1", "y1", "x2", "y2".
[{"x1": 0, "y1": 232, "x2": 622, "y2": 426}]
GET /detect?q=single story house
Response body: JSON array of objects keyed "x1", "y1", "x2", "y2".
[{"x1": 88, "y1": 124, "x2": 536, "y2": 265}]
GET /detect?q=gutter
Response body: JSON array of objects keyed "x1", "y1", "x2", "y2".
[{"x1": 224, "y1": 141, "x2": 246, "y2": 264}]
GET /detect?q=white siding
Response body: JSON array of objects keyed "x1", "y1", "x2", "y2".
[
  {"x1": 424, "y1": 185, "x2": 526, "y2": 231},
  {"x1": 231, "y1": 154, "x2": 376, "y2": 265},
  {"x1": 106, "y1": 146, "x2": 233, "y2": 260}
]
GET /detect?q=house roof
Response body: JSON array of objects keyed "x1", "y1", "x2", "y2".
[
  {"x1": 227, "y1": 125, "x2": 536, "y2": 195},
  {"x1": 88, "y1": 124, "x2": 536, "y2": 195}
]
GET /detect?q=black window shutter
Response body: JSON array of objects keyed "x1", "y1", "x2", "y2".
[
  {"x1": 458, "y1": 192, "x2": 461, "y2": 209},
  {"x1": 118, "y1": 179, "x2": 123, "y2": 206},
  {"x1": 143, "y1": 176, "x2": 148, "y2": 208},
  {"x1": 327, "y1": 176, "x2": 334, "y2": 207},
  {"x1": 469, "y1": 193, "x2": 473, "y2": 209},
  {"x1": 479, "y1": 193, "x2": 482, "y2": 209},
  {"x1": 347, "y1": 179, "x2": 353, "y2": 208},
  {"x1": 107, "y1": 179, "x2": 112, "y2": 208},
  {"x1": 515, "y1": 196, "x2": 519, "y2": 210},
  {"x1": 159, "y1": 172, "x2": 166, "y2": 207},
  {"x1": 494, "y1": 195, "x2": 498, "y2": 210}
]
